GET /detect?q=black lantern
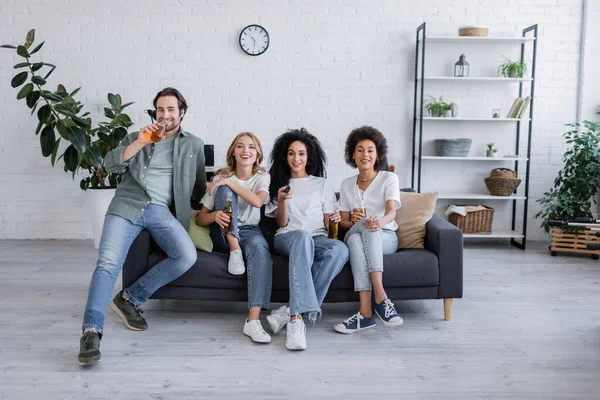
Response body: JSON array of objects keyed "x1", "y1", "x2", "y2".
[{"x1": 454, "y1": 54, "x2": 469, "y2": 77}]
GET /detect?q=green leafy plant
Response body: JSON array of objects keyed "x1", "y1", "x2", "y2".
[
  {"x1": 486, "y1": 142, "x2": 497, "y2": 153},
  {"x1": 534, "y1": 120, "x2": 600, "y2": 233},
  {"x1": 2, "y1": 29, "x2": 134, "y2": 190},
  {"x1": 497, "y1": 56, "x2": 528, "y2": 78},
  {"x1": 425, "y1": 95, "x2": 450, "y2": 117}
]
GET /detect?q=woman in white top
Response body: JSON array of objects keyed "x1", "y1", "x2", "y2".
[
  {"x1": 265, "y1": 128, "x2": 348, "y2": 351},
  {"x1": 333, "y1": 126, "x2": 403, "y2": 334},
  {"x1": 196, "y1": 132, "x2": 274, "y2": 344}
]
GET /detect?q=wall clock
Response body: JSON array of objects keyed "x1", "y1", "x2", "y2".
[{"x1": 239, "y1": 24, "x2": 269, "y2": 56}]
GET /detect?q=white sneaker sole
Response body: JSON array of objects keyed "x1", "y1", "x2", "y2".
[
  {"x1": 285, "y1": 342, "x2": 306, "y2": 351},
  {"x1": 333, "y1": 323, "x2": 376, "y2": 334},
  {"x1": 243, "y1": 330, "x2": 271, "y2": 343},
  {"x1": 228, "y1": 267, "x2": 245, "y2": 275},
  {"x1": 78, "y1": 358, "x2": 102, "y2": 367},
  {"x1": 109, "y1": 301, "x2": 146, "y2": 331},
  {"x1": 375, "y1": 311, "x2": 404, "y2": 327}
]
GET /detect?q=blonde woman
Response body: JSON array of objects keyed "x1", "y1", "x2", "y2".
[{"x1": 196, "y1": 132, "x2": 273, "y2": 343}]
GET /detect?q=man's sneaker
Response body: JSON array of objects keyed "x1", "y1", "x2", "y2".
[
  {"x1": 285, "y1": 318, "x2": 307, "y2": 351},
  {"x1": 228, "y1": 249, "x2": 245, "y2": 275},
  {"x1": 78, "y1": 331, "x2": 101, "y2": 366},
  {"x1": 333, "y1": 312, "x2": 376, "y2": 334},
  {"x1": 110, "y1": 291, "x2": 148, "y2": 331},
  {"x1": 243, "y1": 319, "x2": 272, "y2": 343},
  {"x1": 374, "y1": 298, "x2": 403, "y2": 327},
  {"x1": 266, "y1": 306, "x2": 289, "y2": 334}
]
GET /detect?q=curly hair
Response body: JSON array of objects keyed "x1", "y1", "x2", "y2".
[
  {"x1": 216, "y1": 132, "x2": 265, "y2": 178},
  {"x1": 268, "y1": 128, "x2": 327, "y2": 202},
  {"x1": 344, "y1": 125, "x2": 389, "y2": 170}
]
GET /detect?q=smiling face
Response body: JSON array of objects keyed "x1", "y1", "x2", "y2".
[
  {"x1": 155, "y1": 95, "x2": 184, "y2": 132},
  {"x1": 233, "y1": 134, "x2": 258, "y2": 169},
  {"x1": 287, "y1": 140, "x2": 308, "y2": 177},
  {"x1": 353, "y1": 139, "x2": 378, "y2": 172}
]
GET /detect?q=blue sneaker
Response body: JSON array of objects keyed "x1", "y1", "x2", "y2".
[
  {"x1": 374, "y1": 299, "x2": 403, "y2": 327},
  {"x1": 333, "y1": 312, "x2": 376, "y2": 334}
]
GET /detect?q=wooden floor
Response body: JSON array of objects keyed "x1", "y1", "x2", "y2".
[{"x1": 0, "y1": 239, "x2": 599, "y2": 399}]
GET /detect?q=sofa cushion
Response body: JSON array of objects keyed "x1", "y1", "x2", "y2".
[
  {"x1": 188, "y1": 210, "x2": 214, "y2": 252},
  {"x1": 395, "y1": 191, "x2": 438, "y2": 249}
]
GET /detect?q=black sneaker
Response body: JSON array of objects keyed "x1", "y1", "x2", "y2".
[
  {"x1": 78, "y1": 331, "x2": 101, "y2": 366},
  {"x1": 109, "y1": 290, "x2": 148, "y2": 331}
]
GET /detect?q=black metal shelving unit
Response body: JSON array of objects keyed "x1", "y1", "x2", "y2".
[{"x1": 411, "y1": 23, "x2": 538, "y2": 250}]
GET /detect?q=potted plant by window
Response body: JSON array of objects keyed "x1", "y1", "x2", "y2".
[
  {"x1": 534, "y1": 120, "x2": 600, "y2": 259},
  {"x1": 497, "y1": 56, "x2": 528, "y2": 78},
  {"x1": 2, "y1": 30, "x2": 135, "y2": 248}
]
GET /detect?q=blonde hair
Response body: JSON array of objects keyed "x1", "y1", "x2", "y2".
[{"x1": 216, "y1": 132, "x2": 265, "y2": 178}]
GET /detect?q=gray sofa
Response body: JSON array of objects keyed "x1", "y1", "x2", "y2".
[{"x1": 121, "y1": 210, "x2": 463, "y2": 320}]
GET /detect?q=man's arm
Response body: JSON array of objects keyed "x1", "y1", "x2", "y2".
[{"x1": 104, "y1": 125, "x2": 154, "y2": 173}]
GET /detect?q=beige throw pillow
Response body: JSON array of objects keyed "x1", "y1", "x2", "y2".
[{"x1": 395, "y1": 191, "x2": 438, "y2": 249}]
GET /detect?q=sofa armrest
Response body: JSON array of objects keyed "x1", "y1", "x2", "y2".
[
  {"x1": 122, "y1": 229, "x2": 152, "y2": 289},
  {"x1": 425, "y1": 214, "x2": 463, "y2": 299}
]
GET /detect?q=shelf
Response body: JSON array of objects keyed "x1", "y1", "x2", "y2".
[
  {"x1": 438, "y1": 193, "x2": 526, "y2": 200},
  {"x1": 420, "y1": 117, "x2": 530, "y2": 121},
  {"x1": 463, "y1": 230, "x2": 524, "y2": 239},
  {"x1": 419, "y1": 76, "x2": 532, "y2": 82},
  {"x1": 422, "y1": 156, "x2": 528, "y2": 161},
  {"x1": 422, "y1": 36, "x2": 535, "y2": 44}
]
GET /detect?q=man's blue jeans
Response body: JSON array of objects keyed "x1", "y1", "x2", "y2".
[
  {"x1": 274, "y1": 230, "x2": 348, "y2": 321},
  {"x1": 209, "y1": 186, "x2": 273, "y2": 310},
  {"x1": 82, "y1": 204, "x2": 197, "y2": 333}
]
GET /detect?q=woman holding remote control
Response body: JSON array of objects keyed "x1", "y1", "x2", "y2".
[{"x1": 265, "y1": 128, "x2": 348, "y2": 351}]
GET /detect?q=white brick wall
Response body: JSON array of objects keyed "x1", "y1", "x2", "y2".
[{"x1": 0, "y1": 0, "x2": 592, "y2": 241}]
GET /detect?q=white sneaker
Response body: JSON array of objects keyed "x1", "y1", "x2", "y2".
[
  {"x1": 228, "y1": 249, "x2": 245, "y2": 275},
  {"x1": 267, "y1": 306, "x2": 289, "y2": 334},
  {"x1": 285, "y1": 318, "x2": 307, "y2": 351},
  {"x1": 243, "y1": 319, "x2": 271, "y2": 343}
]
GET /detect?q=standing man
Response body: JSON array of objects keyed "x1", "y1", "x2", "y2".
[{"x1": 78, "y1": 87, "x2": 206, "y2": 366}]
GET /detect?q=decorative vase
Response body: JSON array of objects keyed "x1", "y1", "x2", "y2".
[
  {"x1": 450, "y1": 103, "x2": 459, "y2": 117},
  {"x1": 88, "y1": 188, "x2": 116, "y2": 249}
]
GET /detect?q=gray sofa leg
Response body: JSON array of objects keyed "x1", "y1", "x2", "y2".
[{"x1": 444, "y1": 298, "x2": 452, "y2": 321}]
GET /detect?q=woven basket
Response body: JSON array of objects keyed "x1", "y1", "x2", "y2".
[
  {"x1": 449, "y1": 206, "x2": 494, "y2": 234},
  {"x1": 484, "y1": 177, "x2": 521, "y2": 196},
  {"x1": 458, "y1": 26, "x2": 489, "y2": 37},
  {"x1": 434, "y1": 138, "x2": 472, "y2": 157}
]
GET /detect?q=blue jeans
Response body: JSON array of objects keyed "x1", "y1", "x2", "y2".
[
  {"x1": 82, "y1": 204, "x2": 197, "y2": 333},
  {"x1": 344, "y1": 219, "x2": 398, "y2": 291},
  {"x1": 274, "y1": 230, "x2": 348, "y2": 321},
  {"x1": 210, "y1": 186, "x2": 273, "y2": 310}
]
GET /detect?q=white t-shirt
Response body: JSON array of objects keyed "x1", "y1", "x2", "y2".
[
  {"x1": 265, "y1": 175, "x2": 336, "y2": 237},
  {"x1": 201, "y1": 172, "x2": 270, "y2": 226},
  {"x1": 338, "y1": 171, "x2": 401, "y2": 231}
]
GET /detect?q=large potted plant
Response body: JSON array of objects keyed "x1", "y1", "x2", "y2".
[
  {"x1": 534, "y1": 120, "x2": 600, "y2": 258},
  {"x1": 2, "y1": 29, "x2": 134, "y2": 248}
]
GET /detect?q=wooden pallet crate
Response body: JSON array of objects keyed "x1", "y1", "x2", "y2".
[{"x1": 551, "y1": 227, "x2": 600, "y2": 260}]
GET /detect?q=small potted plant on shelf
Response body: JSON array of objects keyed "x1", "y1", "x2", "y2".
[
  {"x1": 497, "y1": 56, "x2": 528, "y2": 78},
  {"x1": 425, "y1": 95, "x2": 450, "y2": 118},
  {"x1": 486, "y1": 142, "x2": 497, "y2": 158},
  {"x1": 534, "y1": 121, "x2": 600, "y2": 259}
]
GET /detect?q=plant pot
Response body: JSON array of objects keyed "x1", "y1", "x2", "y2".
[
  {"x1": 486, "y1": 149, "x2": 497, "y2": 157},
  {"x1": 443, "y1": 110, "x2": 452, "y2": 117},
  {"x1": 506, "y1": 68, "x2": 520, "y2": 78},
  {"x1": 431, "y1": 110, "x2": 443, "y2": 117},
  {"x1": 88, "y1": 188, "x2": 116, "y2": 249},
  {"x1": 434, "y1": 138, "x2": 472, "y2": 157}
]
